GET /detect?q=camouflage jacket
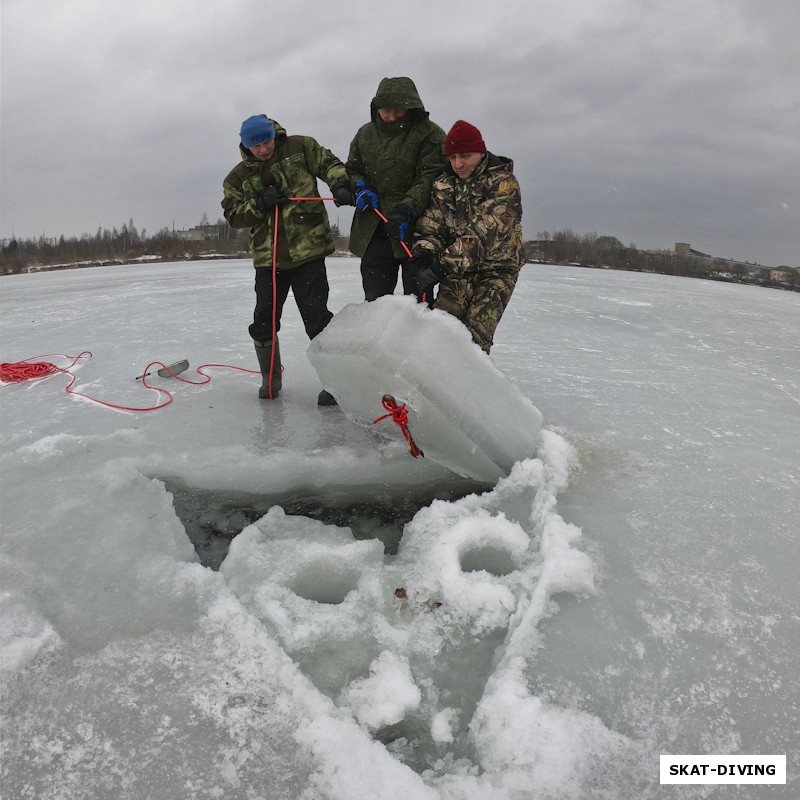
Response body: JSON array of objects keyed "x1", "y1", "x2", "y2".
[
  {"x1": 221, "y1": 121, "x2": 348, "y2": 269},
  {"x1": 346, "y1": 77, "x2": 445, "y2": 259},
  {"x1": 413, "y1": 153, "x2": 525, "y2": 277}
]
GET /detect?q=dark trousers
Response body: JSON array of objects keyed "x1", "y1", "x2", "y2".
[
  {"x1": 249, "y1": 259, "x2": 333, "y2": 343},
  {"x1": 360, "y1": 229, "x2": 415, "y2": 302}
]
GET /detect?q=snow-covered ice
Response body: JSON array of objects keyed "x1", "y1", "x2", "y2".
[{"x1": 1, "y1": 259, "x2": 798, "y2": 799}]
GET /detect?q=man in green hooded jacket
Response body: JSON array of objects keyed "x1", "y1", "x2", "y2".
[
  {"x1": 346, "y1": 77, "x2": 445, "y2": 301},
  {"x1": 222, "y1": 114, "x2": 353, "y2": 405}
]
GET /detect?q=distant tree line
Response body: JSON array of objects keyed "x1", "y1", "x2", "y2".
[
  {"x1": 526, "y1": 229, "x2": 798, "y2": 290},
  {"x1": 0, "y1": 218, "x2": 248, "y2": 275},
  {"x1": 2, "y1": 220, "x2": 796, "y2": 291}
]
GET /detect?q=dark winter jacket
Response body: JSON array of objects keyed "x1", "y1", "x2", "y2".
[
  {"x1": 346, "y1": 77, "x2": 446, "y2": 259},
  {"x1": 413, "y1": 153, "x2": 525, "y2": 277},
  {"x1": 221, "y1": 121, "x2": 349, "y2": 269}
]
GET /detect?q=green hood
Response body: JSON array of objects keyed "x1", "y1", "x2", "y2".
[{"x1": 370, "y1": 77, "x2": 426, "y2": 123}]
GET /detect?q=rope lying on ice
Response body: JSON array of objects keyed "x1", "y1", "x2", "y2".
[
  {"x1": 2, "y1": 196, "x2": 418, "y2": 412},
  {"x1": 0, "y1": 359, "x2": 61, "y2": 382},
  {"x1": 0, "y1": 352, "x2": 259, "y2": 412}
]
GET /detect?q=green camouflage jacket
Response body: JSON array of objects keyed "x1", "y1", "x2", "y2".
[
  {"x1": 346, "y1": 77, "x2": 445, "y2": 259},
  {"x1": 221, "y1": 121, "x2": 348, "y2": 269},
  {"x1": 413, "y1": 153, "x2": 525, "y2": 277}
]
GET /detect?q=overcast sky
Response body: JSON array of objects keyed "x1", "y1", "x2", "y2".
[{"x1": 2, "y1": 0, "x2": 798, "y2": 266}]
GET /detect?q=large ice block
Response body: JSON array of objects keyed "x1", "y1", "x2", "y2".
[{"x1": 307, "y1": 296, "x2": 543, "y2": 483}]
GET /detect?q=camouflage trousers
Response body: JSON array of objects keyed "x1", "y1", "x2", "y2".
[{"x1": 433, "y1": 266, "x2": 521, "y2": 353}]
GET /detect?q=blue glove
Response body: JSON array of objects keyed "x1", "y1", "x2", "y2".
[
  {"x1": 385, "y1": 205, "x2": 413, "y2": 242},
  {"x1": 355, "y1": 180, "x2": 379, "y2": 211}
]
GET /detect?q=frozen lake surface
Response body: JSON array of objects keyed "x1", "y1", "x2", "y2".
[{"x1": 1, "y1": 259, "x2": 797, "y2": 798}]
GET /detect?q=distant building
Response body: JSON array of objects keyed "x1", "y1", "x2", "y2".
[
  {"x1": 523, "y1": 240, "x2": 553, "y2": 262},
  {"x1": 333, "y1": 235, "x2": 352, "y2": 254},
  {"x1": 674, "y1": 242, "x2": 712, "y2": 258},
  {"x1": 768, "y1": 268, "x2": 794, "y2": 284},
  {"x1": 674, "y1": 243, "x2": 761, "y2": 275},
  {"x1": 176, "y1": 224, "x2": 227, "y2": 242}
]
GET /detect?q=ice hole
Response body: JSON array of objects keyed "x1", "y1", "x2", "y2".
[
  {"x1": 374, "y1": 717, "x2": 433, "y2": 771},
  {"x1": 162, "y1": 477, "x2": 484, "y2": 569},
  {"x1": 289, "y1": 562, "x2": 360, "y2": 604},
  {"x1": 459, "y1": 544, "x2": 519, "y2": 576}
]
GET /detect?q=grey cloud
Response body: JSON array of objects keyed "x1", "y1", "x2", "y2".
[{"x1": 1, "y1": 0, "x2": 797, "y2": 266}]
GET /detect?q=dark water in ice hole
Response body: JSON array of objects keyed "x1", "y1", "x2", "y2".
[
  {"x1": 163, "y1": 477, "x2": 488, "y2": 570},
  {"x1": 164, "y1": 475, "x2": 518, "y2": 773}
]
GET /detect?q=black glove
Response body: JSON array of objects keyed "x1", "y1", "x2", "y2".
[
  {"x1": 255, "y1": 186, "x2": 289, "y2": 213},
  {"x1": 331, "y1": 183, "x2": 355, "y2": 207},
  {"x1": 414, "y1": 266, "x2": 443, "y2": 296},
  {"x1": 385, "y1": 204, "x2": 413, "y2": 242},
  {"x1": 408, "y1": 250, "x2": 444, "y2": 297}
]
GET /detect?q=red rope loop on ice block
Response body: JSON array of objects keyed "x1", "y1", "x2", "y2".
[{"x1": 372, "y1": 395, "x2": 424, "y2": 458}]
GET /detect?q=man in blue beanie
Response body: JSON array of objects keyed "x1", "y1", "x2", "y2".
[
  {"x1": 222, "y1": 115, "x2": 354, "y2": 404},
  {"x1": 239, "y1": 114, "x2": 276, "y2": 148}
]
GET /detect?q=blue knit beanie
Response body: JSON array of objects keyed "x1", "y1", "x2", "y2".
[{"x1": 240, "y1": 115, "x2": 276, "y2": 148}]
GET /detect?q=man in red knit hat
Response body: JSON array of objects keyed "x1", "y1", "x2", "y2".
[{"x1": 407, "y1": 120, "x2": 525, "y2": 353}]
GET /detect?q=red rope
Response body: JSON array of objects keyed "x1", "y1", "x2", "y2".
[
  {"x1": 1, "y1": 352, "x2": 259, "y2": 412},
  {"x1": 262, "y1": 195, "x2": 335, "y2": 399},
  {"x1": 266, "y1": 204, "x2": 280, "y2": 399},
  {"x1": 372, "y1": 208, "x2": 414, "y2": 258},
  {"x1": 371, "y1": 206, "x2": 428, "y2": 302},
  {"x1": 1, "y1": 195, "x2": 336, "y2": 410},
  {"x1": 373, "y1": 395, "x2": 424, "y2": 458},
  {"x1": 0, "y1": 360, "x2": 60, "y2": 382}
]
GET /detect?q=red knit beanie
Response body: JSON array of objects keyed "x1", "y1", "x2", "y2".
[{"x1": 444, "y1": 120, "x2": 487, "y2": 155}]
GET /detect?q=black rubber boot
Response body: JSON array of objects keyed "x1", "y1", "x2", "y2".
[
  {"x1": 317, "y1": 389, "x2": 337, "y2": 406},
  {"x1": 254, "y1": 340, "x2": 282, "y2": 399}
]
